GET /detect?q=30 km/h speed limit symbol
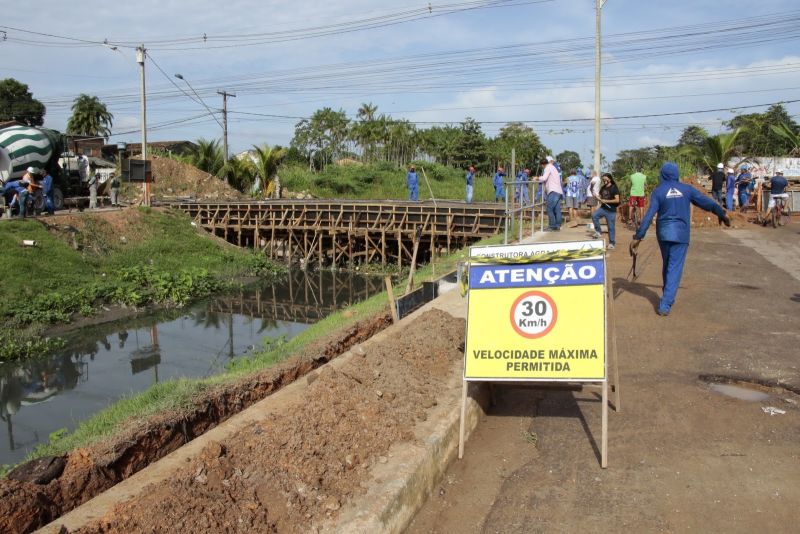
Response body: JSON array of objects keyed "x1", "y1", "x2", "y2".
[{"x1": 510, "y1": 291, "x2": 557, "y2": 338}]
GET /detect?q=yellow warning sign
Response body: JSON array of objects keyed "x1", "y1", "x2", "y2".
[{"x1": 464, "y1": 242, "x2": 606, "y2": 381}]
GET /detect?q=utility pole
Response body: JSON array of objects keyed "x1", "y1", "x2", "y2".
[
  {"x1": 217, "y1": 90, "x2": 236, "y2": 171},
  {"x1": 136, "y1": 44, "x2": 150, "y2": 206},
  {"x1": 594, "y1": 1, "x2": 605, "y2": 175}
]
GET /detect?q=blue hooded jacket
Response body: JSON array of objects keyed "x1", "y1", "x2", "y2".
[{"x1": 634, "y1": 162, "x2": 725, "y2": 244}]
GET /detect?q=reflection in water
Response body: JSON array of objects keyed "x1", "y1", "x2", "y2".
[{"x1": 0, "y1": 270, "x2": 384, "y2": 465}]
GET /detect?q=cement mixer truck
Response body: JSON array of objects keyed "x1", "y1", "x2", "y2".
[{"x1": 0, "y1": 124, "x2": 88, "y2": 211}]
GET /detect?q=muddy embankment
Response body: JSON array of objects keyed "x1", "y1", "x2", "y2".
[{"x1": 0, "y1": 313, "x2": 392, "y2": 534}]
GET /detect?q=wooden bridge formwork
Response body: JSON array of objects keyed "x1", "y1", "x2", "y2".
[{"x1": 170, "y1": 200, "x2": 510, "y2": 267}]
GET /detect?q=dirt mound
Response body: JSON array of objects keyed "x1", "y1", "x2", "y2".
[
  {"x1": 683, "y1": 176, "x2": 755, "y2": 229},
  {"x1": 75, "y1": 309, "x2": 463, "y2": 534},
  {"x1": 0, "y1": 313, "x2": 391, "y2": 534},
  {"x1": 121, "y1": 157, "x2": 244, "y2": 202}
]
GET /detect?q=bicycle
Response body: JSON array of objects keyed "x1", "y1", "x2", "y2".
[
  {"x1": 771, "y1": 196, "x2": 789, "y2": 228},
  {"x1": 625, "y1": 198, "x2": 642, "y2": 232}
]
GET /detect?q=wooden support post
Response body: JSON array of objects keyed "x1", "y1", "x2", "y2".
[
  {"x1": 384, "y1": 276, "x2": 398, "y2": 323},
  {"x1": 397, "y1": 231, "x2": 403, "y2": 270},
  {"x1": 318, "y1": 233, "x2": 324, "y2": 266},
  {"x1": 381, "y1": 230, "x2": 386, "y2": 267},
  {"x1": 405, "y1": 228, "x2": 421, "y2": 294},
  {"x1": 458, "y1": 380, "x2": 468, "y2": 459},
  {"x1": 601, "y1": 378, "x2": 608, "y2": 468},
  {"x1": 607, "y1": 276, "x2": 621, "y2": 411}
]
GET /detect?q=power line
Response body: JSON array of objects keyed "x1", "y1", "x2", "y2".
[{"x1": 0, "y1": 1, "x2": 550, "y2": 50}]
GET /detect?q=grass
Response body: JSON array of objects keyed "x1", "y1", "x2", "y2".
[
  {"x1": 280, "y1": 161, "x2": 504, "y2": 202},
  {"x1": 9, "y1": 234, "x2": 503, "y2": 471},
  {"x1": 0, "y1": 208, "x2": 282, "y2": 361}
]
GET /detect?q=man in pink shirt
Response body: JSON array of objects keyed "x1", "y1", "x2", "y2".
[{"x1": 538, "y1": 156, "x2": 564, "y2": 231}]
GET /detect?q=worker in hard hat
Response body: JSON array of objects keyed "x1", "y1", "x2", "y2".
[
  {"x1": 631, "y1": 162, "x2": 730, "y2": 316},
  {"x1": 725, "y1": 167, "x2": 736, "y2": 211},
  {"x1": 710, "y1": 163, "x2": 725, "y2": 206},
  {"x1": 465, "y1": 165, "x2": 475, "y2": 204},
  {"x1": 493, "y1": 166, "x2": 506, "y2": 202},
  {"x1": 406, "y1": 164, "x2": 419, "y2": 201}
]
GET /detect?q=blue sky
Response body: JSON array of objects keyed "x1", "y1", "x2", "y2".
[{"x1": 4, "y1": 0, "x2": 800, "y2": 163}]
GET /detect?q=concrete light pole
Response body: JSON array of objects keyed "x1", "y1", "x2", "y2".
[
  {"x1": 217, "y1": 90, "x2": 236, "y2": 170},
  {"x1": 136, "y1": 44, "x2": 150, "y2": 206},
  {"x1": 594, "y1": 0, "x2": 606, "y2": 175}
]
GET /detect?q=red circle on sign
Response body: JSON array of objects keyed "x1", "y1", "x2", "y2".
[{"x1": 509, "y1": 291, "x2": 558, "y2": 339}]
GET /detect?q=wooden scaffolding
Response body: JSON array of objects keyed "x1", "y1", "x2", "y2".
[{"x1": 170, "y1": 200, "x2": 507, "y2": 267}]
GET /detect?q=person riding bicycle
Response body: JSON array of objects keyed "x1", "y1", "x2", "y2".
[
  {"x1": 628, "y1": 170, "x2": 647, "y2": 228},
  {"x1": 762, "y1": 169, "x2": 789, "y2": 227}
]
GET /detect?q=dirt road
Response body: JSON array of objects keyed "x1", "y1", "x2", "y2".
[{"x1": 409, "y1": 223, "x2": 800, "y2": 533}]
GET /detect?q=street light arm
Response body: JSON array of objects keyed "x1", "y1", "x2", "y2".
[{"x1": 173, "y1": 72, "x2": 224, "y2": 129}]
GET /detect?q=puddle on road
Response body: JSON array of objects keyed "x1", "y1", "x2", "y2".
[{"x1": 708, "y1": 383, "x2": 771, "y2": 402}]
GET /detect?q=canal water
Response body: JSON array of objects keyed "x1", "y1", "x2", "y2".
[{"x1": 0, "y1": 271, "x2": 385, "y2": 466}]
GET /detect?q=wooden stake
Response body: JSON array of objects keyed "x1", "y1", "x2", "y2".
[
  {"x1": 458, "y1": 380, "x2": 468, "y2": 459},
  {"x1": 384, "y1": 276, "x2": 398, "y2": 323},
  {"x1": 601, "y1": 379, "x2": 608, "y2": 468},
  {"x1": 405, "y1": 228, "x2": 421, "y2": 294},
  {"x1": 607, "y1": 276, "x2": 621, "y2": 412}
]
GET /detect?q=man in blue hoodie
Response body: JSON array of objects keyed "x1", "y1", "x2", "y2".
[
  {"x1": 406, "y1": 165, "x2": 419, "y2": 201},
  {"x1": 631, "y1": 162, "x2": 730, "y2": 316}
]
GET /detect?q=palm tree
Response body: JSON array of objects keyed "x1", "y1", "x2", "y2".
[
  {"x1": 680, "y1": 129, "x2": 742, "y2": 172},
  {"x1": 248, "y1": 144, "x2": 286, "y2": 198},
  {"x1": 66, "y1": 94, "x2": 114, "y2": 138},
  {"x1": 355, "y1": 103, "x2": 379, "y2": 163},
  {"x1": 182, "y1": 138, "x2": 225, "y2": 177},
  {"x1": 770, "y1": 123, "x2": 800, "y2": 155}
]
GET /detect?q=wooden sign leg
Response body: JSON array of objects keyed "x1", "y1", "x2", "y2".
[
  {"x1": 601, "y1": 378, "x2": 608, "y2": 468},
  {"x1": 458, "y1": 380, "x2": 468, "y2": 459},
  {"x1": 607, "y1": 276, "x2": 621, "y2": 412}
]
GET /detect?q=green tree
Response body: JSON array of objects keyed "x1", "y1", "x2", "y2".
[
  {"x1": 354, "y1": 102, "x2": 379, "y2": 162},
  {"x1": 0, "y1": 78, "x2": 46, "y2": 126},
  {"x1": 555, "y1": 150, "x2": 581, "y2": 174},
  {"x1": 725, "y1": 104, "x2": 799, "y2": 155},
  {"x1": 488, "y1": 122, "x2": 547, "y2": 171},
  {"x1": 770, "y1": 123, "x2": 800, "y2": 156},
  {"x1": 291, "y1": 107, "x2": 350, "y2": 169},
  {"x1": 677, "y1": 125, "x2": 709, "y2": 148},
  {"x1": 182, "y1": 138, "x2": 225, "y2": 177},
  {"x1": 679, "y1": 129, "x2": 742, "y2": 172},
  {"x1": 453, "y1": 117, "x2": 488, "y2": 170},
  {"x1": 66, "y1": 94, "x2": 114, "y2": 138},
  {"x1": 611, "y1": 147, "x2": 658, "y2": 177},
  {"x1": 417, "y1": 125, "x2": 460, "y2": 166},
  {"x1": 247, "y1": 144, "x2": 287, "y2": 197},
  {"x1": 224, "y1": 156, "x2": 256, "y2": 193}
]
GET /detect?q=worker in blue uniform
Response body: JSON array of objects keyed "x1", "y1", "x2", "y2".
[
  {"x1": 465, "y1": 165, "x2": 475, "y2": 203},
  {"x1": 41, "y1": 171, "x2": 55, "y2": 215},
  {"x1": 515, "y1": 168, "x2": 530, "y2": 204},
  {"x1": 724, "y1": 167, "x2": 736, "y2": 211},
  {"x1": 406, "y1": 164, "x2": 419, "y2": 201},
  {"x1": 631, "y1": 162, "x2": 730, "y2": 316},
  {"x1": 735, "y1": 164, "x2": 752, "y2": 211},
  {"x1": 493, "y1": 167, "x2": 506, "y2": 202}
]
